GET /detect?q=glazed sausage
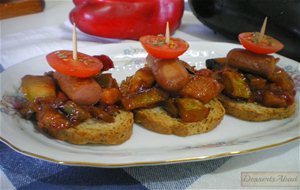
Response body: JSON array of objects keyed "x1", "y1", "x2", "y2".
[
  {"x1": 53, "y1": 72, "x2": 102, "y2": 105},
  {"x1": 147, "y1": 55, "x2": 189, "y2": 92},
  {"x1": 227, "y1": 48, "x2": 279, "y2": 78}
]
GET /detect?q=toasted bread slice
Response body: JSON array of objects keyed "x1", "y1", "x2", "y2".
[
  {"x1": 218, "y1": 94, "x2": 295, "y2": 121},
  {"x1": 42, "y1": 110, "x2": 134, "y2": 145},
  {"x1": 135, "y1": 98, "x2": 225, "y2": 136}
]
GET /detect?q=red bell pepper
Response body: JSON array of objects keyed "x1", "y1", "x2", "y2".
[{"x1": 70, "y1": 0, "x2": 184, "y2": 40}]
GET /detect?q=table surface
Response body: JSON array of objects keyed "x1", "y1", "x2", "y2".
[{"x1": 1, "y1": 1, "x2": 299, "y2": 189}]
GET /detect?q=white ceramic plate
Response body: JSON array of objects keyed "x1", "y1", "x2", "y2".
[{"x1": 1, "y1": 42, "x2": 299, "y2": 167}]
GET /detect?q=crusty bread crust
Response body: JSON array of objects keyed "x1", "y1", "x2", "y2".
[
  {"x1": 218, "y1": 94, "x2": 295, "y2": 121},
  {"x1": 134, "y1": 98, "x2": 225, "y2": 136},
  {"x1": 42, "y1": 110, "x2": 134, "y2": 145}
]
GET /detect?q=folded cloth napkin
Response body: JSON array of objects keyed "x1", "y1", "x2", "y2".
[{"x1": 0, "y1": 142, "x2": 230, "y2": 190}]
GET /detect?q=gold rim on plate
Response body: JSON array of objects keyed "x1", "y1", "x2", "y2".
[{"x1": 1, "y1": 136, "x2": 299, "y2": 167}]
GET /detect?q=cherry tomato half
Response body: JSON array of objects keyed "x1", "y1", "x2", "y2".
[
  {"x1": 46, "y1": 50, "x2": 103, "y2": 78},
  {"x1": 238, "y1": 32, "x2": 284, "y2": 54},
  {"x1": 139, "y1": 35, "x2": 189, "y2": 59}
]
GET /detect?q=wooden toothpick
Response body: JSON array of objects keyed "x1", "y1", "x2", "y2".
[
  {"x1": 165, "y1": 21, "x2": 170, "y2": 45},
  {"x1": 73, "y1": 23, "x2": 78, "y2": 60},
  {"x1": 259, "y1": 17, "x2": 268, "y2": 43}
]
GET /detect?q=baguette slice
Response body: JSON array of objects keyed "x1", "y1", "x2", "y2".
[
  {"x1": 135, "y1": 98, "x2": 225, "y2": 136},
  {"x1": 218, "y1": 94, "x2": 295, "y2": 121},
  {"x1": 42, "y1": 110, "x2": 134, "y2": 145}
]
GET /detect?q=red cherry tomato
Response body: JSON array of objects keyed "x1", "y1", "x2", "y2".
[
  {"x1": 46, "y1": 50, "x2": 103, "y2": 78},
  {"x1": 139, "y1": 35, "x2": 189, "y2": 59},
  {"x1": 238, "y1": 32, "x2": 284, "y2": 54}
]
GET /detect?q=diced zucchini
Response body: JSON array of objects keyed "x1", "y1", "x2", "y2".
[
  {"x1": 87, "y1": 106, "x2": 115, "y2": 123},
  {"x1": 21, "y1": 75, "x2": 56, "y2": 101},
  {"x1": 222, "y1": 70, "x2": 251, "y2": 99},
  {"x1": 61, "y1": 101, "x2": 91, "y2": 123},
  {"x1": 246, "y1": 74, "x2": 267, "y2": 90},
  {"x1": 176, "y1": 98, "x2": 210, "y2": 122},
  {"x1": 161, "y1": 98, "x2": 179, "y2": 117},
  {"x1": 121, "y1": 88, "x2": 168, "y2": 110},
  {"x1": 127, "y1": 67, "x2": 155, "y2": 93},
  {"x1": 94, "y1": 73, "x2": 118, "y2": 88},
  {"x1": 206, "y1": 57, "x2": 227, "y2": 71}
]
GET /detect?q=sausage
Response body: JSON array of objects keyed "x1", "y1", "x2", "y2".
[
  {"x1": 147, "y1": 55, "x2": 189, "y2": 91},
  {"x1": 53, "y1": 72, "x2": 102, "y2": 105},
  {"x1": 227, "y1": 48, "x2": 279, "y2": 78}
]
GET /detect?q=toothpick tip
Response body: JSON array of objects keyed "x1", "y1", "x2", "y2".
[{"x1": 165, "y1": 21, "x2": 170, "y2": 44}]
